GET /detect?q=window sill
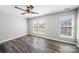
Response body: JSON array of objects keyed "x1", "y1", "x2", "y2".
[
  {"x1": 59, "y1": 34, "x2": 73, "y2": 38},
  {"x1": 33, "y1": 32, "x2": 45, "y2": 35}
]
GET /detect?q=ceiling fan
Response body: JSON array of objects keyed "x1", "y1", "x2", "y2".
[{"x1": 15, "y1": 5, "x2": 39, "y2": 15}]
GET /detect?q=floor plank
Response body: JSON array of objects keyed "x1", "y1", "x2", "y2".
[{"x1": 0, "y1": 35, "x2": 79, "y2": 53}]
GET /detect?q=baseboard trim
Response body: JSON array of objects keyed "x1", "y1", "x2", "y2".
[
  {"x1": 0, "y1": 33, "x2": 77, "y2": 45},
  {"x1": 75, "y1": 43, "x2": 79, "y2": 48},
  {"x1": 0, "y1": 33, "x2": 28, "y2": 44},
  {"x1": 31, "y1": 34, "x2": 76, "y2": 45}
]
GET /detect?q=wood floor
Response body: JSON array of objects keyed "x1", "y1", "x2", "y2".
[{"x1": 0, "y1": 35, "x2": 79, "y2": 53}]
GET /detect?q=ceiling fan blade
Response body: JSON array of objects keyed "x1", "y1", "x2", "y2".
[
  {"x1": 21, "y1": 12, "x2": 27, "y2": 15},
  {"x1": 15, "y1": 6, "x2": 26, "y2": 11},
  {"x1": 31, "y1": 12, "x2": 39, "y2": 14}
]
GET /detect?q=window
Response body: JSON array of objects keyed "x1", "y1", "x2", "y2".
[
  {"x1": 33, "y1": 20, "x2": 38, "y2": 33},
  {"x1": 33, "y1": 20, "x2": 45, "y2": 34},
  {"x1": 60, "y1": 15, "x2": 74, "y2": 38}
]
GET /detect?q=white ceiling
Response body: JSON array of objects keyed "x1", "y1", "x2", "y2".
[{"x1": 0, "y1": 5, "x2": 78, "y2": 18}]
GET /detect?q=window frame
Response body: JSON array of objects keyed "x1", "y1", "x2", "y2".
[
  {"x1": 33, "y1": 20, "x2": 38, "y2": 33},
  {"x1": 33, "y1": 20, "x2": 45, "y2": 34},
  {"x1": 59, "y1": 15, "x2": 74, "y2": 38}
]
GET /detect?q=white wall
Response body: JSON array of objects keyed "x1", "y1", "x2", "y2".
[
  {"x1": 29, "y1": 10, "x2": 77, "y2": 43},
  {"x1": 77, "y1": 8, "x2": 79, "y2": 43},
  {"x1": 0, "y1": 11, "x2": 28, "y2": 43}
]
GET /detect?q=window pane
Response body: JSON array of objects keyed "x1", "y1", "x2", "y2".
[
  {"x1": 38, "y1": 20, "x2": 45, "y2": 34},
  {"x1": 33, "y1": 20, "x2": 38, "y2": 33},
  {"x1": 61, "y1": 27, "x2": 72, "y2": 36},
  {"x1": 60, "y1": 16, "x2": 72, "y2": 26}
]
